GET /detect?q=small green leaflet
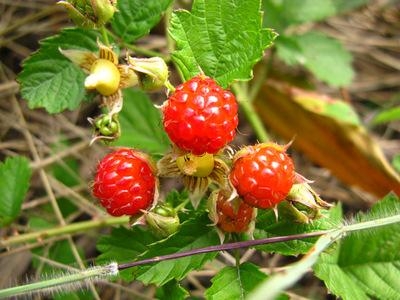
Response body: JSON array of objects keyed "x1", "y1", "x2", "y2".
[
  {"x1": 0, "y1": 156, "x2": 31, "y2": 227},
  {"x1": 96, "y1": 226, "x2": 158, "y2": 281},
  {"x1": 262, "y1": 0, "x2": 335, "y2": 32},
  {"x1": 169, "y1": 0, "x2": 277, "y2": 88},
  {"x1": 205, "y1": 263, "x2": 268, "y2": 300},
  {"x1": 114, "y1": 89, "x2": 170, "y2": 158},
  {"x1": 314, "y1": 194, "x2": 400, "y2": 300},
  {"x1": 294, "y1": 94, "x2": 361, "y2": 125},
  {"x1": 372, "y1": 106, "x2": 400, "y2": 125},
  {"x1": 155, "y1": 280, "x2": 189, "y2": 300},
  {"x1": 254, "y1": 204, "x2": 342, "y2": 256},
  {"x1": 133, "y1": 213, "x2": 220, "y2": 285},
  {"x1": 111, "y1": 0, "x2": 173, "y2": 43},
  {"x1": 262, "y1": 0, "x2": 370, "y2": 32},
  {"x1": 276, "y1": 32, "x2": 354, "y2": 87},
  {"x1": 18, "y1": 28, "x2": 99, "y2": 113}
]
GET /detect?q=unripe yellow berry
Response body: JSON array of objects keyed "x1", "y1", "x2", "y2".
[{"x1": 85, "y1": 59, "x2": 120, "y2": 96}]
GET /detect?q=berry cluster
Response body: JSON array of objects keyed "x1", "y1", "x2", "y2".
[{"x1": 92, "y1": 73, "x2": 327, "y2": 238}]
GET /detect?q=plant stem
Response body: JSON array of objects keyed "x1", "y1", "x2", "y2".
[
  {"x1": 106, "y1": 29, "x2": 170, "y2": 61},
  {"x1": 100, "y1": 26, "x2": 110, "y2": 46},
  {"x1": 164, "y1": 3, "x2": 175, "y2": 55},
  {"x1": 249, "y1": 213, "x2": 400, "y2": 300},
  {"x1": 343, "y1": 214, "x2": 400, "y2": 233},
  {"x1": 233, "y1": 82, "x2": 270, "y2": 142},
  {"x1": 117, "y1": 230, "x2": 330, "y2": 270},
  {"x1": 0, "y1": 263, "x2": 118, "y2": 299},
  {"x1": 2, "y1": 214, "x2": 399, "y2": 298},
  {"x1": 248, "y1": 50, "x2": 275, "y2": 102},
  {"x1": 0, "y1": 216, "x2": 129, "y2": 248}
]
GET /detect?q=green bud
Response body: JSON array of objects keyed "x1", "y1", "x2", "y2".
[
  {"x1": 91, "y1": 114, "x2": 120, "y2": 141},
  {"x1": 145, "y1": 204, "x2": 180, "y2": 238},
  {"x1": 127, "y1": 57, "x2": 169, "y2": 91},
  {"x1": 57, "y1": 0, "x2": 117, "y2": 28},
  {"x1": 283, "y1": 183, "x2": 333, "y2": 223},
  {"x1": 91, "y1": 0, "x2": 118, "y2": 26}
]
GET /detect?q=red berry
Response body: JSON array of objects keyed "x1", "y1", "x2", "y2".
[
  {"x1": 229, "y1": 143, "x2": 295, "y2": 209},
  {"x1": 93, "y1": 148, "x2": 157, "y2": 216},
  {"x1": 162, "y1": 75, "x2": 238, "y2": 155},
  {"x1": 216, "y1": 193, "x2": 254, "y2": 233}
]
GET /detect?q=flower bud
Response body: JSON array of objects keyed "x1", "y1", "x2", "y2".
[
  {"x1": 127, "y1": 57, "x2": 169, "y2": 91},
  {"x1": 58, "y1": 0, "x2": 117, "y2": 28},
  {"x1": 284, "y1": 182, "x2": 332, "y2": 223},
  {"x1": 145, "y1": 204, "x2": 180, "y2": 238}
]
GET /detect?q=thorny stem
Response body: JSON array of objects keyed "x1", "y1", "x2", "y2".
[
  {"x1": 233, "y1": 82, "x2": 270, "y2": 142},
  {"x1": 1, "y1": 214, "x2": 399, "y2": 298},
  {"x1": 0, "y1": 263, "x2": 119, "y2": 299}
]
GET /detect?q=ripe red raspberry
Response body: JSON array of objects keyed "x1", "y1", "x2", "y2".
[
  {"x1": 230, "y1": 143, "x2": 295, "y2": 209},
  {"x1": 216, "y1": 195, "x2": 254, "y2": 233},
  {"x1": 92, "y1": 148, "x2": 157, "y2": 216},
  {"x1": 162, "y1": 74, "x2": 238, "y2": 155}
]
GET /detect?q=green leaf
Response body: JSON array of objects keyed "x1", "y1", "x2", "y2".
[
  {"x1": 0, "y1": 156, "x2": 31, "y2": 227},
  {"x1": 276, "y1": 31, "x2": 354, "y2": 87},
  {"x1": 18, "y1": 28, "x2": 99, "y2": 113},
  {"x1": 134, "y1": 213, "x2": 219, "y2": 285},
  {"x1": 111, "y1": 0, "x2": 173, "y2": 43},
  {"x1": 155, "y1": 280, "x2": 189, "y2": 300},
  {"x1": 372, "y1": 106, "x2": 400, "y2": 125},
  {"x1": 262, "y1": 0, "x2": 370, "y2": 32},
  {"x1": 262, "y1": 0, "x2": 336, "y2": 32},
  {"x1": 294, "y1": 93, "x2": 361, "y2": 125},
  {"x1": 96, "y1": 226, "x2": 158, "y2": 281},
  {"x1": 205, "y1": 262, "x2": 267, "y2": 300},
  {"x1": 314, "y1": 194, "x2": 400, "y2": 300},
  {"x1": 169, "y1": 0, "x2": 277, "y2": 87},
  {"x1": 114, "y1": 89, "x2": 170, "y2": 157},
  {"x1": 254, "y1": 204, "x2": 342, "y2": 256}
]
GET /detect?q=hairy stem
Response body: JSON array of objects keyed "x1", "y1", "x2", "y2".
[
  {"x1": 2, "y1": 214, "x2": 399, "y2": 298},
  {"x1": 0, "y1": 263, "x2": 118, "y2": 299}
]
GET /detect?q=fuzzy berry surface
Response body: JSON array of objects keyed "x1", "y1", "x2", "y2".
[
  {"x1": 162, "y1": 75, "x2": 238, "y2": 155},
  {"x1": 230, "y1": 143, "x2": 295, "y2": 209},
  {"x1": 92, "y1": 148, "x2": 156, "y2": 216},
  {"x1": 216, "y1": 195, "x2": 254, "y2": 233}
]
